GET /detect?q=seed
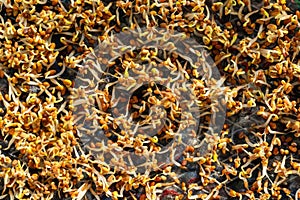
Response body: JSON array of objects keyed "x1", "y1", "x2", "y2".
[
  {"x1": 62, "y1": 79, "x2": 73, "y2": 87},
  {"x1": 186, "y1": 146, "x2": 195, "y2": 153},
  {"x1": 285, "y1": 137, "x2": 293, "y2": 143},
  {"x1": 203, "y1": 36, "x2": 210, "y2": 45},
  {"x1": 288, "y1": 146, "x2": 297, "y2": 153},
  {"x1": 225, "y1": 22, "x2": 232, "y2": 29},
  {"x1": 267, "y1": 24, "x2": 277, "y2": 31}
]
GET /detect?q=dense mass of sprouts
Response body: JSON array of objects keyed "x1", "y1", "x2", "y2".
[{"x1": 0, "y1": 0, "x2": 299, "y2": 199}]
